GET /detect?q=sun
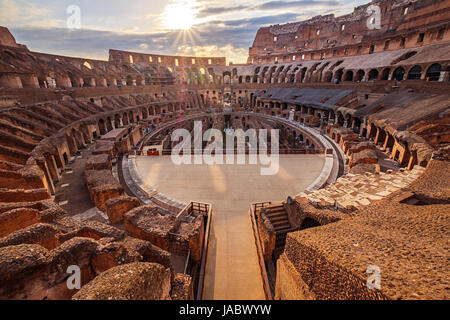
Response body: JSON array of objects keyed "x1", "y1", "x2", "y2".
[{"x1": 164, "y1": 0, "x2": 198, "y2": 30}]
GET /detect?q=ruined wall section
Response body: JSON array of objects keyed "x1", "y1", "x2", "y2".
[{"x1": 248, "y1": 0, "x2": 450, "y2": 64}]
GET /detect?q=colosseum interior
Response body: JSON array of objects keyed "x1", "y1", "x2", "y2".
[{"x1": 0, "y1": 0, "x2": 448, "y2": 301}]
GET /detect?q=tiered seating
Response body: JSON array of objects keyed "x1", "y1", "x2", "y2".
[{"x1": 297, "y1": 166, "x2": 426, "y2": 211}]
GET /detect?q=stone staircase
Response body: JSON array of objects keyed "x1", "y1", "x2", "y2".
[
  {"x1": 297, "y1": 166, "x2": 426, "y2": 211},
  {"x1": 262, "y1": 204, "x2": 292, "y2": 257}
]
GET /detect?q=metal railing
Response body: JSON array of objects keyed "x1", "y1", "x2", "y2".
[
  {"x1": 253, "y1": 201, "x2": 272, "y2": 214},
  {"x1": 177, "y1": 201, "x2": 210, "y2": 219}
]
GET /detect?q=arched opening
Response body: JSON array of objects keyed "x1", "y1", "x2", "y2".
[
  {"x1": 393, "y1": 67, "x2": 405, "y2": 81},
  {"x1": 63, "y1": 153, "x2": 69, "y2": 165},
  {"x1": 426, "y1": 64, "x2": 441, "y2": 81},
  {"x1": 98, "y1": 119, "x2": 107, "y2": 135},
  {"x1": 223, "y1": 71, "x2": 231, "y2": 84},
  {"x1": 123, "y1": 113, "x2": 129, "y2": 125},
  {"x1": 344, "y1": 70, "x2": 354, "y2": 81},
  {"x1": 355, "y1": 70, "x2": 365, "y2": 82},
  {"x1": 106, "y1": 117, "x2": 113, "y2": 131},
  {"x1": 407, "y1": 65, "x2": 422, "y2": 80},
  {"x1": 126, "y1": 75, "x2": 134, "y2": 86},
  {"x1": 368, "y1": 69, "x2": 379, "y2": 81},
  {"x1": 300, "y1": 217, "x2": 321, "y2": 230},
  {"x1": 334, "y1": 69, "x2": 344, "y2": 82},
  {"x1": 381, "y1": 68, "x2": 391, "y2": 80}
]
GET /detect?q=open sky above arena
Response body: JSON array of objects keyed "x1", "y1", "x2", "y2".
[{"x1": 1, "y1": 0, "x2": 367, "y2": 63}]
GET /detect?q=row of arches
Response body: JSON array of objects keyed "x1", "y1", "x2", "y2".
[{"x1": 214, "y1": 60, "x2": 447, "y2": 86}]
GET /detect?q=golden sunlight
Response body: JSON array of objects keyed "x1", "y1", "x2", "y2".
[{"x1": 163, "y1": 0, "x2": 198, "y2": 30}]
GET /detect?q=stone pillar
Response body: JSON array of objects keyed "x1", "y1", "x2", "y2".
[
  {"x1": 44, "y1": 154, "x2": 61, "y2": 182},
  {"x1": 37, "y1": 160, "x2": 55, "y2": 195},
  {"x1": 374, "y1": 127, "x2": 381, "y2": 145}
]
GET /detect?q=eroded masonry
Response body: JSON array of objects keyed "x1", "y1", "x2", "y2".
[{"x1": 0, "y1": 0, "x2": 449, "y2": 300}]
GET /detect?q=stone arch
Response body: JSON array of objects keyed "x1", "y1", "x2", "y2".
[
  {"x1": 407, "y1": 65, "x2": 422, "y2": 80},
  {"x1": 381, "y1": 68, "x2": 391, "y2": 80},
  {"x1": 68, "y1": 128, "x2": 80, "y2": 152},
  {"x1": 268, "y1": 66, "x2": 277, "y2": 83},
  {"x1": 324, "y1": 71, "x2": 333, "y2": 82},
  {"x1": 426, "y1": 63, "x2": 441, "y2": 81},
  {"x1": 223, "y1": 71, "x2": 231, "y2": 84},
  {"x1": 344, "y1": 70, "x2": 354, "y2": 81},
  {"x1": 296, "y1": 67, "x2": 307, "y2": 83},
  {"x1": 129, "y1": 111, "x2": 134, "y2": 123},
  {"x1": 106, "y1": 116, "x2": 113, "y2": 131},
  {"x1": 355, "y1": 70, "x2": 365, "y2": 82},
  {"x1": 368, "y1": 69, "x2": 379, "y2": 81},
  {"x1": 67, "y1": 71, "x2": 83, "y2": 87},
  {"x1": 123, "y1": 112, "x2": 129, "y2": 125},
  {"x1": 393, "y1": 67, "x2": 405, "y2": 81},
  {"x1": 260, "y1": 66, "x2": 269, "y2": 82},
  {"x1": 334, "y1": 68, "x2": 344, "y2": 82},
  {"x1": 126, "y1": 75, "x2": 134, "y2": 86},
  {"x1": 98, "y1": 119, "x2": 107, "y2": 135}
]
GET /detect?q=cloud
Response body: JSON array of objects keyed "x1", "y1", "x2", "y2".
[
  {"x1": 256, "y1": 1, "x2": 341, "y2": 10},
  {"x1": 10, "y1": 26, "x2": 252, "y2": 63},
  {"x1": 196, "y1": 1, "x2": 342, "y2": 19},
  {"x1": 203, "y1": 13, "x2": 301, "y2": 29},
  {"x1": 4, "y1": 0, "x2": 360, "y2": 64},
  {"x1": 0, "y1": 0, "x2": 60, "y2": 27},
  {"x1": 197, "y1": 5, "x2": 249, "y2": 18}
]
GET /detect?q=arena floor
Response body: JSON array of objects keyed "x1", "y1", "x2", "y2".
[{"x1": 135, "y1": 154, "x2": 326, "y2": 300}]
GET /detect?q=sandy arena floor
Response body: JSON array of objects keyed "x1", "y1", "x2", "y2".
[{"x1": 135, "y1": 154, "x2": 325, "y2": 300}]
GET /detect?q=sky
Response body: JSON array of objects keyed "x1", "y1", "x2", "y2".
[{"x1": 0, "y1": 0, "x2": 368, "y2": 64}]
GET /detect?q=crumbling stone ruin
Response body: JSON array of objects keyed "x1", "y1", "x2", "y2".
[{"x1": 0, "y1": 0, "x2": 449, "y2": 300}]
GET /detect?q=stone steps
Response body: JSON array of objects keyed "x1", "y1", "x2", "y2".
[{"x1": 262, "y1": 204, "x2": 292, "y2": 250}]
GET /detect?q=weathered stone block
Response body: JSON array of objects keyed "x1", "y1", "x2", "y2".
[
  {"x1": 105, "y1": 195, "x2": 140, "y2": 224},
  {"x1": 72, "y1": 262, "x2": 172, "y2": 300}
]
